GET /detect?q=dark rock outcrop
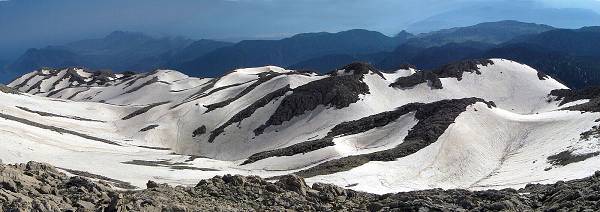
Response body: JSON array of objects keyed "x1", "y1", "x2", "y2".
[
  {"x1": 209, "y1": 64, "x2": 380, "y2": 143},
  {"x1": 204, "y1": 71, "x2": 306, "y2": 113},
  {"x1": 11, "y1": 68, "x2": 134, "y2": 97},
  {"x1": 332, "y1": 62, "x2": 386, "y2": 79},
  {"x1": 241, "y1": 138, "x2": 335, "y2": 165},
  {"x1": 254, "y1": 74, "x2": 370, "y2": 136},
  {"x1": 295, "y1": 98, "x2": 494, "y2": 178},
  {"x1": 146, "y1": 180, "x2": 159, "y2": 189},
  {"x1": 547, "y1": 150, "x2": 600, "y2": 166},
  {"x1": 551, "y1": 87, "x2": 600, "y2": 112},
  {"x1": 327, "y1": 103, "x2": 419, "y2": 138},
  {"x1": 208, "y1": 85, "x2": 291, "y2": 143},
  {"x1": 391, "y1": 70, "x2": 443, "y2": 89},
  {"x1": 581, "y1": 124, "x2": 600, "y2": 141},
  {"x1": 538, "y1": 71, "x2": 549, "y2": 80},
  {"x1": 244, "y1": 98, "x2": 494, "y2": 167},
  {"x1": 0, "y1": 84, "x2": 20, "y2": 94},
  {"x1": 433, "y1": 59, "x2": 494, "y2": 80},
  {"x1": 562, "y1": 98, "x2": 600, "y2": 113},
  {"x1": 550, "y1": 87, "x2": 600, "y2": 112},
  {"x1": 551, "y1": 87, "x2": 600, "y2": 106},
  {"x1": 240, "y1": 102, "x2": 414, "y2": 165},
  {"x1": 390, "y1": 59, "x2": 494, "y2": 89},
  {"x1": 140, "y1": 124, "x2": 159, "y2": 132},
  {"x1": 121, "y1": 101, "x2": 170, "y2": 120},
  {"x1": 192, "y1": 125, "x2": 206, "y2": 137}
]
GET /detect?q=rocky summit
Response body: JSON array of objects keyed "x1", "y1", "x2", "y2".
[{"x1": 0, "y1": 160, "x2": 599, "y2": 211}]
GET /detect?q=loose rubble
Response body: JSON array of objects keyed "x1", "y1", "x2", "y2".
[{"x1": 1, "y1": 161, "x2": 600, "y2": 211}]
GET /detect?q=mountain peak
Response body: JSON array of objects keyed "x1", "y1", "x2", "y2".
[
  {"x1": 395, "y1": 30, "x2": 414, "y2": 39},
  {"x1": 401, "y1": 20, "x2": 556, "y2": 48},
  {"x1": 289, "y1": 29, "x2": 387, "y2": 39},
  {"x1": 578, "y1": 26, "x2": 600, "y2": 32},
  {"x1": 105, "y1": 31, "x2": 150, "y2": 40},
  {"x1": 471, "y1": 20, "x2": 555, "y2": 30},
  {"x1": 334, "y1": 62, "x2": 383, "y2": 78}
]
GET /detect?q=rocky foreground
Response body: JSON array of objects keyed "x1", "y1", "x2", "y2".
[{"x1": 0, "y1": 161, "x2": 599, "y2": 211}]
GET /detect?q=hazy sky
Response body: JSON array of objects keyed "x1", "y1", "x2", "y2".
[{"x1": 1, "y1": 0, "x2": 599, "y2": 59}]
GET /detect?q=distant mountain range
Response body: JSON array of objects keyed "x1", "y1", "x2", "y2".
[
  {"x1": 7, "y1": 31, "x2": 192, "y2": 73},
  {"x1": 3, "y1": 29, "x2": 409, "y2": 81},
  {"x1": 408, "y1": 20, "x2": 554, "y2": 47},
  {"x1": 4, "y1": 20, "x2": 600, "y2": 88},
  {"x1": 376, "y1": 27, "x2": 600, "y2": 88},
  {"x1": 291, "y1": 21, "x2": 555, "y2": 73},
  {"x1": 406, "y1": 2, "x2": 600, "y2": 33},
  {"x1": 173, "y1": 29, "x2": 409, "y2": 77},
  {"x1": 295, "y1": 22, "x2": 600, "y2": 89},
  {"x1": 166, "y1": 39, "x2": 233, "y2": 65}
]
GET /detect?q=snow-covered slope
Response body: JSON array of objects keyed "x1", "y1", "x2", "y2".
[{"x1": 2, "y1": 59, "x2": 600, "y2": 194}]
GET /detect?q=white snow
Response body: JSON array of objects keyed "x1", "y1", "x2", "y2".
[{"x1": 2, "y1": 59, "x2": 600, "y2": 193}]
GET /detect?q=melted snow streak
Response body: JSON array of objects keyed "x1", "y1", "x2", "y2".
[
  {"x1": 0, "y1": 113, "x2": 121, "y2": 146},
  {"x1": 12, "y1": 73, "x2": 38, "y2": 89},
  {"x1": 242, "y1": 138, "x2": 335, "y2": 165},
  {"x1": 46, "y1": 86, "x2": 73, "y2": 98},
  {"x1": 121, "y1": 101, "x2": 170, "y2": 120},
  {"x1": 123, "y1": 76, "x2": 160, "y2": 94},
  {"x1": 140, "y1": 124, "x2": 159, "y2": 132},
  {"x1": 208, "y1": 85, "x2": 291, "y2": 143},
  {"x1": 16, "y1": 106, "x2": 105, "y2": 122},
  {"x1": 204, "y1": 72, "x2": 306, "y2": 113},
  {"x1": 294, "y1": 98, "x2": 494, "y2": 178},
  {"x1": 66, "y1": 88, "x2": 90, "y2": 100},
  {"x1": 171, "y1": 79, "x2": 218, "y2": 109},
  {"x1": 204, "y1": 72, "x2": 282, "y2": 112},
  {"x1": 10, "y1": 68, "x2": 134, "y2": 95}
]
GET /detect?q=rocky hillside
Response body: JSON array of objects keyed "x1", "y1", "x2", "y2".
[
  {"x1": 1, "y1": 160, "x2": 600, "y2": 211},
  {"x1": 1, "y1": 59, "x2": 600, "y2": 195}
]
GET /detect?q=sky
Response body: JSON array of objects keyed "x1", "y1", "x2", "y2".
[{"x1": 0, "y1": 0, "x2": 599, "y2": 60}]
